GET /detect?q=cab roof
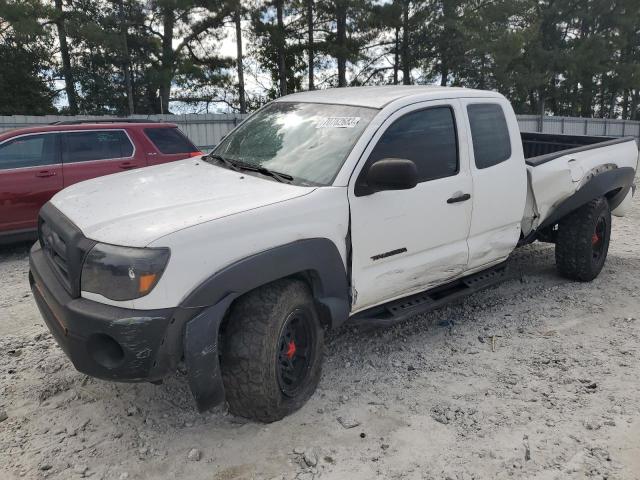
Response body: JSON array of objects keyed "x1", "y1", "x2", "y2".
[{"x1": 274, "y1": 85, "x2": 504, "y2": 109}]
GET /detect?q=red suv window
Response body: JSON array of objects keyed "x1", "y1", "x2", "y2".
[
  {"x1": 0, "y1": 134, "x2": 57, "y2": 170},
  {"x1": 144, "y1": 127, "x2": 198, "y2": 154},
  {"x1": 62, "y1": 130, "x2": 134, "y2": 163}
]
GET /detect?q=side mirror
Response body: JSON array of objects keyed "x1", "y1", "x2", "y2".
[{"x1": 356, "y1": 158, "x2": 418, "y2": 196}]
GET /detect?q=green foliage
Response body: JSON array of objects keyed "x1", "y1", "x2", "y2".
[
  {"x1": 0, "y1": 0, "x2": 639, "y2": 118},
  {"x1": 0, "y1": 0, "x2": 57, "y2": 114},
  {"x1": 249, "y1": 0, "x2": 306, "y2": 99}
]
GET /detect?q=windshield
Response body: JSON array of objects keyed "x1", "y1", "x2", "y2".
[{"x1": 213, "y1": 102, "x2": 377, "y2": 185}]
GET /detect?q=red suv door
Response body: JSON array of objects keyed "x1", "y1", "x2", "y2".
[
  {"x1": 0, "y1": 133, "x2": 62, "y2": 236},
  {"x1": 60, "y1": 129, "x2": 145, "y2": 187},
  {"x1": 142, "y1": 127, "x2": 202, "y2": 165}
]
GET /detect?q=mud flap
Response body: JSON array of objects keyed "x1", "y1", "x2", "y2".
[{"x1": 184, "y1": 300, "x2": 231, "y2": 412}]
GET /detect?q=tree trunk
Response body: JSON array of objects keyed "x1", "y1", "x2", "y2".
[
  {"x1": 598, "y1": 77, "x2": 606, "y2": 118},
  {"x1": 580, "y1": 76, "x2": 593, "y2": 117},
  {"x1": 439, "y1": 61, "x2": 448, "y2": 86},
  {"x1": 276, "y1": 0, "x2": 287, "y2": 96},
  {"x1": 538, "y1": 92, "x2": 545, "y2": 132},
  {"x1": 159, "y1": 7, "x2": 174, "y2": 114},
  {"x1": 393, "y1": 25, "x2": 399, "y2": 85},
  {"x1": 622, "y1": 88, "x2": 629, "y2": 120},
  {"x1": 116, "y1": 0, "x2": 134, "y2": 115},
  {"x1": 401, "y1": 0, "x2": 410, "y2": 85},
  {"x1": 608, "y1": 89, "x2": 617, "y2": 119},
  {"x1": 235, "y1": 4, "x2": 246, "y2": 113},
  {"x1": 54, "y1": 0, "x2": 77, "y2": 114},
  {"x1": 528, "y1": 90, "x2": 536, "y2": 114},
  {"x1": 307, "y1": 0, "x2": 314, "y2": 90},
  {"x1": 336, "y1": 1, "x2": 347, "y2": 87},
  {"x1": 439, "y1": 0, "x2": 454, "y2": 86}
]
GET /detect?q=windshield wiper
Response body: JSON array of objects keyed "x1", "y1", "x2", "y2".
[
  {"x1": 204, "y1": 153, "x2": 294, "y2": 184},
  {"x1": 203, "y1": 153, "x2": 241, "y2": 172},
  {"x1": 234, "y1": 162, "x2": 294, "y2": 183}
]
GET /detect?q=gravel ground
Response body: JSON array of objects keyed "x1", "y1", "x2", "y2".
[{"x1": 1, "y1": 193, "x2": 639, "y2": 480}]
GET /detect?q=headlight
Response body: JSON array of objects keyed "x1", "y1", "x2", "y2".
[{"x1": 81, "y1": 243, "x2": 170, "y2": 301}]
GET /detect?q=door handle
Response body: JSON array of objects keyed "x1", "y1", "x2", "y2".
[
  {"x1": 119, "y1": 162, "x2": 137, "y2": 170},
  {"x1": 447, "y1": 193, "x2": 471, "y2": 204},
  {"x1": 35, "y1": 170, "x2": 56, "y2": 178}
]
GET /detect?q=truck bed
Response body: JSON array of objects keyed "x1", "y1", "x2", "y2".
[
  {"x1": 522, "y1": 132, "x2": 638, "y2": 236},
  {"x1": 522, "y1": 132, "x2": 635, "y2": 166}
]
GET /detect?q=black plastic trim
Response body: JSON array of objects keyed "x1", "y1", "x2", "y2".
[
  {"x1": 38, "y1": 202, "x2": 96, "y2": 297},
  {"x1": 178, "y1": 238, "x2": 350, "y2": 411},
  {"x1": 0, "y1": 228, "x2": 37, "y2": 245},
  {"x1": 181, "y1": 238, "x2": 350, "y2": 326},
  {"x1": 183, "y1": 302, "x2": 229, "y2": 411},
  {"x1": 350, "y1": 261, "x2": 510, "y2": 328},
  {"x1": 30, "y1": 243, "x2": 174, "y2": 381}
]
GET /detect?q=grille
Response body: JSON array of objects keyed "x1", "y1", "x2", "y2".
[
  {"x1": 37, "y1": 203, "x2": 96, "y2": 298},
  {"x1": 39, "y1": 219, "x2": 73, "y2": 293}
]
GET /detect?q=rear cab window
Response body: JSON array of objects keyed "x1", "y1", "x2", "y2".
[
  {"x1": 62, "y1": 130, "x2": 134, "y2": 163},
  {"x1": 467, "y1": 103, "x2": 512, "y2": 169},
  {"x1": 144, "y1": 127, "x2": 199, "y2": 154},
  {"x1": 0, "y1": 134, "x2": 58, "y2": 170}
]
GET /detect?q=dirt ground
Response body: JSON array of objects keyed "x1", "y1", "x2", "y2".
[{"x1": 1, "y1": 193, "x2": 640, "y2": 480}]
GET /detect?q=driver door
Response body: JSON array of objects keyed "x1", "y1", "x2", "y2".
[{"x1": 348, "y1": 100, "x2": 473, "y2": 312}]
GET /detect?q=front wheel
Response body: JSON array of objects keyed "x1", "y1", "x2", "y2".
[
  {"x1": 220, "y1": 279, "x2": 324, "y2": 422},
  {"x1": 555, "y1": 196, "x2": 611, "y2": 282}
]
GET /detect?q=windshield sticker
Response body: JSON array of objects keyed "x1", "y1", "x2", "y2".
[{"x1": 316, "y1": 117, "x2": 361, "y2": 128}]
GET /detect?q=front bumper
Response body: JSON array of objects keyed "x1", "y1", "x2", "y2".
[{"x1": 29, "y1": 242, "x2": 175, "y2": 382}]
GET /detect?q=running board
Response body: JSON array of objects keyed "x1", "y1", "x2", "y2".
[{"x1": 349, "y1": 262, "x2": 510, "y2": 328}]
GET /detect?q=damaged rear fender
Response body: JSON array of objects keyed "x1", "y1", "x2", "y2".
[{"x1": 538, "y1": 166, "x2": 636, "y2": 231}]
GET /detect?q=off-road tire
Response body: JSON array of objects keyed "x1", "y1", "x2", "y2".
[
  {"x1": 220, "y1": 279, "x2": 324, "y2": 422},
  {"x1": 555, "y1": 197, "x2": 611, "y2": 282}
]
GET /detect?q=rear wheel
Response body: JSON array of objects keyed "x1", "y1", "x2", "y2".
[
  {"x1": 220, "y1": 279, "x2": 324, "y2": 422},
  {"x1": 555, "y1": 197, "x2": 611, "y2": 281}
]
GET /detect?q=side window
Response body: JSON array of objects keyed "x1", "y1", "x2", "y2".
[
  {"x1": 0, "y1": 134, "x2": 57, "y2": 170},
  {"x1": 467, "y1": 103, "x2": 512, "y2": 169},
  {"x1": 368, "y1": 106, "x2": 458, "y2": 182},
  {"x1": 144, "y1": 127, "x2": 198, "y2": 154},
  {"x1": 62, "y1": 130, "x2": 133, "y2": 163}
]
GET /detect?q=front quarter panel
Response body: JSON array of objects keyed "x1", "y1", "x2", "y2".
[{"x1": 133, "y1": 187, "x2": 350, "y2": 310}]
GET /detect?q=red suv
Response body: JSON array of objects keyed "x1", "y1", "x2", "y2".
[{"x1": 0, "y1": 120, "x2": 202, "y2": 242}]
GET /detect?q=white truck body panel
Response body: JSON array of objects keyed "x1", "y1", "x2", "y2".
[
  {"x1": 83, "y1": 186, "x2": 349, "y2": 310},
  {"x1": 459, "y1": 97, "x2": 528, "y2": 272},
  {"x1": 50, "y1": 158, "x2": 315, "y2": 247},
  {"x1": 348, "y1": 98, "x2": 474, "y2": 311},
  {"x1": 45, "y1": 86, "x2": 637, "y2": 314}
]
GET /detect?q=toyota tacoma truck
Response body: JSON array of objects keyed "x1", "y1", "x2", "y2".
[{"x1": 29, "y1": 86, "x2": 638, "y2": 422}]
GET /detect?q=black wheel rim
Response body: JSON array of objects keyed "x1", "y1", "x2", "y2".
[
  {"x1": 276, "y1": 309, "x2": 314, "y2": 398},
  {"x1": 592, "y1": 216, "x2": 607, "y2": 261}
]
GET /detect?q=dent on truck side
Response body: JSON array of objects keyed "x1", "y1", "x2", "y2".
[
  {"x1": 538, "y1": 166, "x2": 636, "y2": 231},
  {"x1": 178, "y1": 238, "x2": 349, "y2": 411}
]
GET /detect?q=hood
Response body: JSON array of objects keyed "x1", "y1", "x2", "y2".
[{"x1": 51, "y1": 158, "x2": 315, "y2": 247}]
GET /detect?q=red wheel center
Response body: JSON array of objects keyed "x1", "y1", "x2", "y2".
[
  {"x1": 592, "y1": 233, "x2": 600, "y2": 246},
  {"x1": 286, "y1": 340, "x2": 296, "y2": 359}
]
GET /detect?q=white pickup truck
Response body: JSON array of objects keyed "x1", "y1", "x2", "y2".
[{"x1": 29, "y1": 86, "x2": 638, "y2": 422}]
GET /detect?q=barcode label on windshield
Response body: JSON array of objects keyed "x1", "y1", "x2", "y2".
[{"x1": 317, "y1": 117, "x2": 361, "y2": 128}]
